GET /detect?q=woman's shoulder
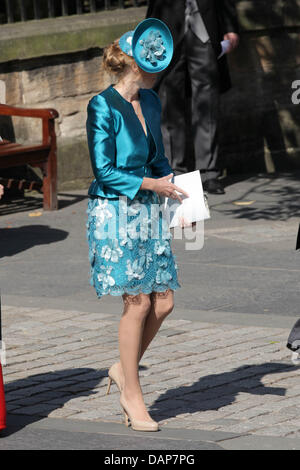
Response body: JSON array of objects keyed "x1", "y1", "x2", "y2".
[
  {"x1": 87, "y1": 87, "x2": 114, "y2": 117},
  {"x1": 88, "y1": 87, "x2": 112, "y2": 104}
]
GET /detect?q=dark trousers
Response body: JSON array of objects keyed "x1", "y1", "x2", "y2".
[{"x1": 156, "y1": 28, "x2": 221, "y2": 182}]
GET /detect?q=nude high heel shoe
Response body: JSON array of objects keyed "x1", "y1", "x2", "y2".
[
  {"x1": 106, "y1": 363, "x2": 123, "y2": 395},
  {"x1": 120, "y1": 393, "x2": 159, "y2": 432}
]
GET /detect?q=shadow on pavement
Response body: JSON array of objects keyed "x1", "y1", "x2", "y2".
[
  {"x1": 0, "y1": 192, "x2": 88, "y2": 216},
  {"x1": 212, "y1": 172, "x2": 300, "y2": 221},
  {"x1": 1, "y1": 362, "x2": 297, "y2": 438},
  {"x1": 1, "y1": 368, "x2": 107, "y2": 438},
  {"x1": 0, "y1": 225, "x2": 69, "y2": 258},
  {"x1": 150, "y1": 362, "x2": 296, "y2": 421}
]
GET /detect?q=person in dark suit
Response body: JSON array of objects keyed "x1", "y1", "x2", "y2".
[{"x1": 146, "y1": 0, "x2": 240, "y2": 194}]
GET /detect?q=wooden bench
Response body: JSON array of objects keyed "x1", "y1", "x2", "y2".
[{"x1": 0, "y1": 104, "x2": 59, "y2": 210}]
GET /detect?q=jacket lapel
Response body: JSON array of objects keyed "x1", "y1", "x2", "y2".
[{"x1": 139, "y1": 91, "x2": 158, "y2": 164}]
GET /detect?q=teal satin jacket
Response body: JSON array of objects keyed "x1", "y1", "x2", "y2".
[{"x1": 86, "y1": 85, "x2": 174, "y2": 200}]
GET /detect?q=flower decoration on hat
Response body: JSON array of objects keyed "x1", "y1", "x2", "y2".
[
  {"x1": 139, "y1": 30, "x2": 166, "y2": 66},
  {"x1": 119, "y1": 18, "x2": 173, "y2": 73}
]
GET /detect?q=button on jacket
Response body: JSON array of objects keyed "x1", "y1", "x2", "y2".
[{"x1": 86, "y1": 85, "x2": 174, "y2": 201}]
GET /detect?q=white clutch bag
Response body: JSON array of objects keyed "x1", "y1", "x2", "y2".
[{"x1": 163, "y1": 170, "x2": 210, "y2": 228}]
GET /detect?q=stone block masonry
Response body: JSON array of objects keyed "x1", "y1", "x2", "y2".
[
  {"x1": 0, "y1": 2, "x2": 300, "y2": 189},
  {"x1": 0, "y1": 8, "x2": 146, "y2": 190}
]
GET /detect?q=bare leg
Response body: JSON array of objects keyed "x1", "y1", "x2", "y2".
[
  {"x1": 116, "y1": 289, "x2": 174, "y2": 391},
  {"x1": 118, "y1": 292, "x2": 154, "y2": 422},
  {"x1": 139, "y1": 289, "x2": 174, "y2": 361}
]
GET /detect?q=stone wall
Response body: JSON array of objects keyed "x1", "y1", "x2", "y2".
[
  {"x1": 0, "y1": 1, "x2": 300, "y2": 189},
  {"x1": 0, "y1": 48, "x2": 111, "y2": 188},
  {"x1": 220, "y1": 0, "x2": 300, "y2": 174},
  {"x1": 0, "y1": 7, "x2": 146, "y2": 189}
]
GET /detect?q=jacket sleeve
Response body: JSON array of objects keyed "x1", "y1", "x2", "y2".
[
  {"x1": 148, "y1": 90, "x2": 175, "y2": 179},
  {"x1": 218, "y1": 0, "x2": 240, "y2": 35},
  {"x1": 86, "y1": 95, "x2": 144, "y2": 200}
]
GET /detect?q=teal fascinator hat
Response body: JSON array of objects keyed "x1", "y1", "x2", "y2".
[{"x1": 118, "y1": 18, "x2": 174, "y2": 73}]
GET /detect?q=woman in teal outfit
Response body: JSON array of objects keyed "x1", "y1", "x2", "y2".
[{"x1": 86, "y1": 19, "x2": 188, "y2": 432}]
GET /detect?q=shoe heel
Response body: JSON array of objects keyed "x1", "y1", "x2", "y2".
[
  {"x1": 119, "y1": 396, "x2": 159, "y2": 432},
  {"x1": 106, "y1": 377, "x2": 113, "y2": 395},
  {"x1": 107, "y1": 363, "x2": 123, "y2": 394},
  {"x1": 122, "y1": 408, "x2": 129, "y2": 427}
]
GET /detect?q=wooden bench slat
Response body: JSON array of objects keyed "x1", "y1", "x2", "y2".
[
  {"x1": 0, "y1": 143, "x2": 21, "y2": 150},
  {"x1": 0, "y1": 104, "x2": 58, "y2": 210},
  {"x1": 0, "y1": 105, "x2": 58, "y2": 119},
  {"x1": 0, "y1": 144, "x2": 50, "y2": 157},
  {"x1": 0, "y1": 177, "x2": 42, "y2": 191},
  {"x1": 0, "y1": 149, "x2": 51, "y2": 168}
]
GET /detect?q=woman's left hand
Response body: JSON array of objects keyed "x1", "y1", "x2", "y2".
[{"x1": 0, "y1": 184, "x2": 4, "y2": 199}]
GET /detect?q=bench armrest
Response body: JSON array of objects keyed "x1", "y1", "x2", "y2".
[
  {"x1": 0, "y1": 104, "x2": 58, "y2": 119},
  {"x1": 0, "y1": 104, "x2": 59, "y2": 146}
]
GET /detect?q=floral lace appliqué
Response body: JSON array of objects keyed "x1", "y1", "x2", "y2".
[
  {"x1": 87, "y1": 192, "x2": 181, "y2": 299},
  {"x1": 126, "y1": 259, "x2": 146, "y2": 281},
  {"x1": 97, "y1": 265, "x2": 115, "y2": 290}
]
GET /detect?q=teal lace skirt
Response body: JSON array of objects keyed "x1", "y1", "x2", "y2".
[{"x1": 86, "y1": 189, "x2": 181, "y2": 298}]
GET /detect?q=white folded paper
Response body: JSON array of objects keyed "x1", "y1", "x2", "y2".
[
  {"x1": 163, "y1": 170, "x2": 210, "y2": 228},
  {"x1": 218, "y1": 39, "x2": 231, "y2": 59}
]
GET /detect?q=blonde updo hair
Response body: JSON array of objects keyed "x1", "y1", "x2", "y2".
[{"x1": 102, "y1": 39, "x2": 135, "y2": 77}]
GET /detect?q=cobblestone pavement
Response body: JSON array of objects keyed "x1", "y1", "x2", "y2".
[
  {"x1": 2, "y1": 174, "x2": 300, "y2": 448},
  {"x1": 2, "y1": 304, "x2": 300, "y2": 439}
]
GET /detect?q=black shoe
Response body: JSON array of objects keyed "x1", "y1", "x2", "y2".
[{"x1": 203, "y1": 179, "x2": 225, "y2": 195}]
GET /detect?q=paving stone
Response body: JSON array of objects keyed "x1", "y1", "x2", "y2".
[
  {"x1": 10, "y1": 404, "x2": 59, "y2": 417},
  {"x1": 2, "y1": 302, "x2": 299, "y2": 439},
  {"x1": 46, "y1": 408, "x2": 80, "y2": 419}
]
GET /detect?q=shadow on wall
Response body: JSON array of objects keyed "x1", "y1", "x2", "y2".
[{"x1": 219, "y1": 0, "x2": 300, "y2": 175}]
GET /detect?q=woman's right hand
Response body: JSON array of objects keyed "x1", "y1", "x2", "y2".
[
  {"x1": 0, "y1": 184, "x2": 4, "y2": 200},
  {"x1": 152, "y1": 173, "x2": 189, "y2": 203}
]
